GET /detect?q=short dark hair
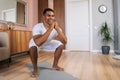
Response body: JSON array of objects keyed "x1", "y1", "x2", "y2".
[{"x1": 43, "y1": 8, "x2": 54, "y2": 15}]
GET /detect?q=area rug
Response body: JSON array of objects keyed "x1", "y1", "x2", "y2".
[{"x1": 26, "y1": 62, "x2": 80, "y2": 80}]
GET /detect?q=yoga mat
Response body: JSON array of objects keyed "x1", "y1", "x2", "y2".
[{"x1": 26, "y1": 62, "x2": 80, "y2": 80}]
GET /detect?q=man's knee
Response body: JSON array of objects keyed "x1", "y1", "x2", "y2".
[
  {"x1": 57, "y1": 45, "x2": 64, "y2": 50},
  {"x1": 29, "y1": 46, "x2": 38, "y2": 54}
]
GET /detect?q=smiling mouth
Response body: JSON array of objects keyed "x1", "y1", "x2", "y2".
[{"x1": 48, "y1": 19, "x2": 54, "y2": 24}]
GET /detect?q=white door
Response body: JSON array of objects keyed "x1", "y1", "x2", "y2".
[{"x1": 66, "y1": 0, "x2": 90, "y2": 51}]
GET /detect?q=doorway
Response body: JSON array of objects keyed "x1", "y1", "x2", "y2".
[{"x1": 66, "y1": 0, "x2": 90, "y2": 51}]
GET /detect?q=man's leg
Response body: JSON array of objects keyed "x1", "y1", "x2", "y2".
[
  {"x1": 52, "y1": 45, "x2": 64, "y2": 71},
  {"x1": 29, "y1": 46, "x2": 38, "y2": 77}
]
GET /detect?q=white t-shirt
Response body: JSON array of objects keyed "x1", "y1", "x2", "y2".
[{"x1": 29, "y1": 23, "x2": 63, "y2": 50}]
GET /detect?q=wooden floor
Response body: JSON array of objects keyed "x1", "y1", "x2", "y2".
[{"x1": 0, "y1": 51, "x2": 120, "y2": 80}]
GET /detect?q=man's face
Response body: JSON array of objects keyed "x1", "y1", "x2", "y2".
[{"x1": 43, "y1": 11, "x2": 55, "y2": 25}]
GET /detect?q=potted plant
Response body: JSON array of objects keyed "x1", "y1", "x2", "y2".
[{"x1": 99, "y1": 22, "x2": 113, "y2": 54}]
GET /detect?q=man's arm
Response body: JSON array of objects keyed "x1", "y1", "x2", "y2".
[
  {"x1": 33, "y1": 24, "x2": 54, "y2": 46},
  {"x1": 54, "y1": 22, "x2": 67, "y2": 45}
]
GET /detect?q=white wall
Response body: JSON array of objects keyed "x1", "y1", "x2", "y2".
[
  {"x1": 65, "y1": 0, "x2": 114, "y2": 52},
  {"x1": 92, "y1": 0, "x2": 114, "y2": 52}
]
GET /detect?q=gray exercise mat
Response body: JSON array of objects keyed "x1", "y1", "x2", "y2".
[{"x1": 26, "y1": 62, "x2": 80, "y2": 80}]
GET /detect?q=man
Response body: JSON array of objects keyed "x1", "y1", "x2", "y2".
[{"x1": 29, "y1": 8, "x2": 67, "y2": 77}]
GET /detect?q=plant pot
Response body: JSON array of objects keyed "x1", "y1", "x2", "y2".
[{"x1": 101, "y1": 46, "x2": 110, "y2": 54}]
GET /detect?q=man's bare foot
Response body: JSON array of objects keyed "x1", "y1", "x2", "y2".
[
  {"x1": 31, "y1": 71, "x2": 38, "y2": 78},
  {"x1": 52, "y1": 66, "x2": 64, "y2": 71}
]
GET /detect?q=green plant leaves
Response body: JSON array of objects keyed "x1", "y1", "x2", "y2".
[{"x1": 100, "y1": 22, "x2": 112, "y2": 44}]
